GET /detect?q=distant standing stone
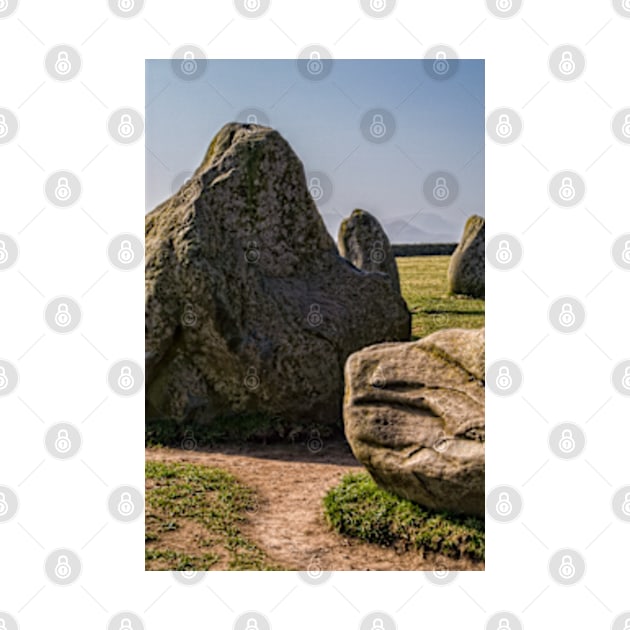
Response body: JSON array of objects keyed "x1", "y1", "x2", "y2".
[
  {"x1": 338, "y1": 209, "x2": 401, "y2": 294},
  {"x1": 448, "y1": 215, "x2": 485, "y2": 299}
]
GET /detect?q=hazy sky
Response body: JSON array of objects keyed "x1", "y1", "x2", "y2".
[{"x1": 146, "y1": 59, "x2": 484, "y2": 243}]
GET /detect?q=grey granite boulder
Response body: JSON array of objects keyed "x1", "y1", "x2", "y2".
[
  {"x1": 344, "y1": 327, "x2": 485, "y2": 518},
  {"x1": 447, "y1": 215, "x2": 485, "y2": 299},
  {"x1": 338, "y1": 209, "x2": 401, "y2": 294},
  {"x1": 145, "y1": 123, "x2": 411, "y2": 428}
]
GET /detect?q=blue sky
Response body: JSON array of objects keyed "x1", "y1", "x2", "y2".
[{"x1": 146, "y1": 59, "x2": 484, "y2": 243}]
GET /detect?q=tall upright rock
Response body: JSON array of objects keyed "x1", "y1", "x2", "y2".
[
  {"x1": 145, "y1": 123, "x2": 410, "y2": 428},
  {"x1": 447, "y1": 215, "x2": 485, "y2": 299},
  {"x1": 338, "y1": 208, "x2": 401, "y2": 294}
]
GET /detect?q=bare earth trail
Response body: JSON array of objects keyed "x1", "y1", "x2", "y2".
[{"x1": 146, "y1": 440, "x2": 483, "y2": 571}]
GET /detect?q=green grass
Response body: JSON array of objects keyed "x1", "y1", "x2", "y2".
[
  {"x1": 145, "y1": 461, "x2": 280, "y2": 570},
  {"x1": 324, "y1": 472, "x2": 484, "y2": 561},
  {"x1": 397, "y1": 255, "x2": 485, "y2": 339}
]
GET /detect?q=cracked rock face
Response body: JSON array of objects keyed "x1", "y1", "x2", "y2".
[
  {"x1": 447, "y1": 214, "x2": 485, "y2": 299},
  {"x1": 145, "y1": 123, "x2": 411, "y2": 427},
  {"x1": 338, "y1": 208, "x2": 401, "y2": 294},
  {"x1": 343, "y1": 327, "x2": 485, "y2": 517}
]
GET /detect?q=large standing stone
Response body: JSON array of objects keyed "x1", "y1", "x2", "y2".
[
  {"x1": 338, "y1": 209, "x2": 401, "y2": 294},
  {"x1": 447, "y1": 215, "x2": 485, "y2": 299},
  {"x1": 145, "y1": 123, "x2": 411, "y2": 428},
  {"x1": 344, "y1": 328, "x2": 485, "y2": 518}
]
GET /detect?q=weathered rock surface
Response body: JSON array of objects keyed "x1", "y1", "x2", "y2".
[
  {"x1": 447, "y1": 215, "x2": 485, "y2": 299},
  {"x1": 338, "y1": 209, "x2": 401, "y2": 293},
  {"x1": 145, "y1": 123, "x2": 411, "y2": 427},
  {"x1": 343, "y1": 327, "x2": 485, "y2": 518}
]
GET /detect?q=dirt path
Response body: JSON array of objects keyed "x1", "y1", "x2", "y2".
[{"x1": 146, "y1": 440, "x2": 483, "y2": 571}]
